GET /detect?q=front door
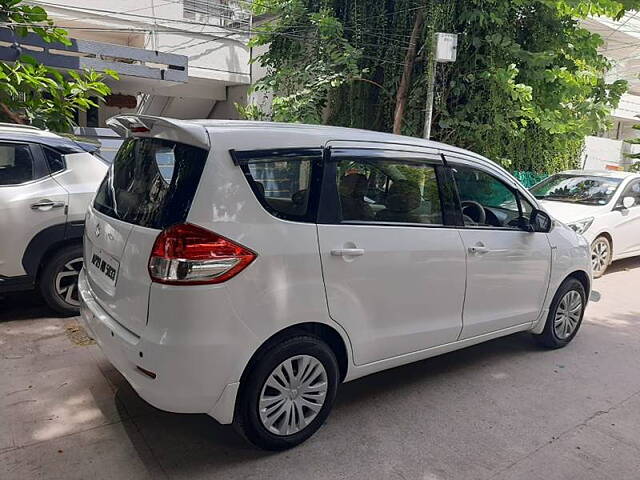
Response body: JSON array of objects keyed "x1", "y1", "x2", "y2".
[
  {"x1": 450, "y1": 163, "x2": 552, "y2": 339},
  {"x1": 0, "y1": 142, "x2": 68, "y2": 278},
  {"x1": 612, "y1": 179, "x2": 640, "y2": 256},
  {"x1": 317, "y1": 147, "x2": 466, "y2": 366}
]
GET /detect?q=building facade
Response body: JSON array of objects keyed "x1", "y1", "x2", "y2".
[
  {"x1": 583, "y1": 14, "x2": 640, "y2": 170},
  {"x1": 22, "y1": 0, "x2": 254, "y2": 126}
]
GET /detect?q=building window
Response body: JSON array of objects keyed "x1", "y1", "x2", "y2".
[{"x1": 183, "y1": 0, "x2": 232, "y2": 22}]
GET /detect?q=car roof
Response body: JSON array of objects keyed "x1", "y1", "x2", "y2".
[
  {"x1": 192, "y1": 119, "x2": 473, "y2": 155},
  {"x1": 559, "y1": 169, "x2": 639, "y2": 179},
  {"x1": 0, "y1": 124, "x2": 95, "y2": 154},
  {"x1": 107, "y1": 115, "x2": 536, "y2": 202}
]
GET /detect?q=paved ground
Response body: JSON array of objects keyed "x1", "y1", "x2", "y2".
[{"x1": 1, "y1": 258, "x2": 640, "y2": 480}]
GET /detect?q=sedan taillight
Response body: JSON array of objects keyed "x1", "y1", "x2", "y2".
[{"x1": 148, "y1": 223, "x2": 256, "y2": 285}]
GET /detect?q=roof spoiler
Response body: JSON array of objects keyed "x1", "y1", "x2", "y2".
[{"x1": 106, "y1": 115, "x2": 210, "y2": 150}]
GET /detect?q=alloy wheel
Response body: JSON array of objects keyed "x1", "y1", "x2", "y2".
[
  {"x1": 591, "y1": 238, "x2": 610, "y2": 277},
  {"x1": 258, "y1": 355, "x2": 328, "y2": 436},
  {"x1": 54, "y1": 257, "x2": 83, "y2": 307},
  {"x1": 553, "y1": 290, "x2": 583, "y2": 340}
]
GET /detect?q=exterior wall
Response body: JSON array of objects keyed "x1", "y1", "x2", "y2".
[{"x1": 583, "y1": 136, "x2": 625, "y2": 170}]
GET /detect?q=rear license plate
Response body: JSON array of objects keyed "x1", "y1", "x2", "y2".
[{"x1": 89, "y1": 248, "x2": 120, "y2": 287}]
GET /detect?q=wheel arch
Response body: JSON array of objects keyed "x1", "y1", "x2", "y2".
[
  {"x1": 566, "y1": 270, "x2": 591, "y2": 298},
  {"x1": 238, "y1": 322, "x2": 351, "y2": 391},
  {"x1": 22, "y1": 222, "x2": 85, "y2": 281}
]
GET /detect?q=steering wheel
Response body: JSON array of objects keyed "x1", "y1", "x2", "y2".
[{"x1": 461, "y1": 201, "x2": 486, "y2": 225}]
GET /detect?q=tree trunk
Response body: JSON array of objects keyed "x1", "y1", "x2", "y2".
[
  {"x1": 393, "y1": 10, "x2": 424, "y2": 135},
  {"x1": 0, "y1": 103, "x2": 26, "y2": 124}
]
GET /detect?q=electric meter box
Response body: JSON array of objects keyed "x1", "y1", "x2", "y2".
[{"x1": 435, "y1": 33, "x2": 458, "y2": 63}]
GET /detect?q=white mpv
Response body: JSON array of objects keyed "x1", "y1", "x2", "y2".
[{"x1": 79, "y1": 116, "x2": 592, "y2": 450}]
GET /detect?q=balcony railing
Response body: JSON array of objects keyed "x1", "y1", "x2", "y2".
[{"x1": 0, "y1": 28, "x2": 188, "y2": 83}]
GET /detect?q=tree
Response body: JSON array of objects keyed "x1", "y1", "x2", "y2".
[
  {"x1": 624, "y1": 122, "x2": 640, "y2": 171},
  {"x1": 244, "y1": 0, "x2": 638, "y2": 174},
  {"x1": 0, "y1": 0, "x2": 117, "y2": 132}
]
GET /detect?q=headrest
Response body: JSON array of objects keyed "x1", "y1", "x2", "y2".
[
  {"x1": 339, "y1": 173, "x2": 368, "y2": 198},
  {"x1": 385, "y1": 180, "x2": 420, "y2": 212}
]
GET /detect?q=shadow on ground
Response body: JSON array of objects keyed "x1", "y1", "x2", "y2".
[
  {"x1": 109, "y1": 331, "x2": 541, "y2": 474},
  {"x1": 0, "y1": 291, "x2": 53, "y2": 322},
  {"x1": 605, "y1": 255, "x2": 640, "y2": 275}
]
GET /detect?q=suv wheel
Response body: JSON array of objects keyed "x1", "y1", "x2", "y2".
[
  {"x1": 591, "y1": 236, "x2": 611, "y2": 278},
  {"x1": 234, "y1": 335, "x2": 339, "y2": 450},
  {"x1": 39, "y1": 244, "x2": 83, "y2": 316},
  {"x1": 533, "y1": 278, "x2": 586, "y2": 349}
]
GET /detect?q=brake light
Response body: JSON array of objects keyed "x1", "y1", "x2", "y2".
[{"x1": 148, "y1": 223, "x2": 256, "y2": 285}]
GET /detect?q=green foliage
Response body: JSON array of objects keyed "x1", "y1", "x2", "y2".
[
  {"x1": 0, "y1": 0, "x2": 118, "y2": 131},
  {"x1": 249, "y1": 2, "x2": 365, "y2": 124},
  {"x1": 245, "y1": 0, "x2": 638, "y2": 174},
  {"x1": 623, "y1": 122, "x2": 640, "y2": 170}
]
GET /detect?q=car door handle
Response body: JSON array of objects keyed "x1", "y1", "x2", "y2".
[
  {"x1": 331, "y1": 248, "x2": 365, "y2": 257},
  {"x1": 468, "y1": 243, "x2": 490, "y2": 255},
  {"x1": 30, "y1": 200, "x2": 65, "y2": 210}
]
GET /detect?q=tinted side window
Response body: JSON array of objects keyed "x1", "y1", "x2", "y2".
[
  {"x1": 0, "y1": 143, "x2": 34, "y2": 185},
  {"x1": 336, "y1": 157, "x2": 443, "y2": 225},
  {"x1": 43, "y1": 147, "x2": 65, "y2": 174},
  {"x1": 453, "y1": 166, "x2": 523, "y2": 228},
  {"x1": 94, "y1": 137, "x2": 208, "y2": 229},
  {"x1": 236, "y1": 150, "x2": 321, "y2": 222}
]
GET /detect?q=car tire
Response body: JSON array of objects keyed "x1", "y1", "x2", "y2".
[
  {"x1": 234, "y1": 335, "x2": 339, "y2": 450},
  {"x1": 591, "y1": 235, "x2": 611, "y2": 279},
  {"x1": 39, "y1": 244, "x2": 84, "y2": 317},
  {"x1": 533, "y1": 278, "x2": 586, "y2": 349}
]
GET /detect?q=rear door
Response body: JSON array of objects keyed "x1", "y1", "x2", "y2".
[
  {"x1": 317, "y1": 145, "x2": 466, "y2": 366},
  {"x1": 85, "y1": 136, "x2": 208, "y2": 335},
  {"x1": 447, "y1": 158, "x2": 552, "y2": 339},
  {"x1": 0, "y1": 142, "x2": 68, "y2": 278}
]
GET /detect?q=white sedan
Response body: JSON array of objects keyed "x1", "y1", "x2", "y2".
[{"x1": 531, "y1": 169, "x2": 640, "y2": 277}]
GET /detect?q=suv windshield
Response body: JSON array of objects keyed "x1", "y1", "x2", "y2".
[
  {"x1": 93, "y1": 137, "x2": 208, "y2": 229},
  {"x1": 530, "y1": 174, "x2": 623, "y2": 206}
]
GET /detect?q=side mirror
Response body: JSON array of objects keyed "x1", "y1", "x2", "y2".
[
  {"x1": 622, "y1": 196, "x2": 636, "y2": 209},
  {"x1": 530, "y1": 209, "x2": 553, "y2": 233}
]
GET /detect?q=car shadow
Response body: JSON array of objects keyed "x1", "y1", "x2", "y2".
[
  {"x1": 112, "y1": 332, "x2": 541, "y2": 473},
  {"x1": 605, "y1": 255, "x2": 640, "y2": 275},
  {"x1": 0, "y1": 290, "x2": 52, "y2": 322}
]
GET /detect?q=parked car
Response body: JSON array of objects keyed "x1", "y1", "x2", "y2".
[
  {"x1": 0, "y1": 123, "x2": 108, "y2": 314},
  {"x1": 79, "y1": 116, "x2": 591, "y2": 450},
  {"x1": 530, "y1": 170, "x2": 640, "y2": 277}
]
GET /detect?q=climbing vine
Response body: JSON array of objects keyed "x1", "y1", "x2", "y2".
[{"x1": 245, "y1": 0, "x2": 637, "y2": 173}]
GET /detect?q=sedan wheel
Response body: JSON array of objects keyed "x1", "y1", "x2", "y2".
[{"x1": 591, "y1": 236, "x2": 611, "y2": 278}]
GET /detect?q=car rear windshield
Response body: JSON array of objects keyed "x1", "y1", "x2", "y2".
[{"x1": 93, "y1": 137, "x2": 208, "y2": 229}]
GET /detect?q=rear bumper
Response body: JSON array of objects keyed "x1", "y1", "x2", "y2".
[{"x1": 78, "y1": 269, "x2": 254, "y2": 423}]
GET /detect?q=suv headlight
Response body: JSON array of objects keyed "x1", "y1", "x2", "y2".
[{"x1": 567, "y1": 217, "x2": 594, "y2": 235}]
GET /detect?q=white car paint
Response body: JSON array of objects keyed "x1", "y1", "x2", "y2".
[
  {"x1": 79, "y1": 116, "x2": 591, "y2": 430},
  {"x1": 537, "y1": 170, "x2": 640, "y2": 262}
]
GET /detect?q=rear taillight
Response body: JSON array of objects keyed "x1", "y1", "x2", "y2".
[{"x1": 148, "y1": 223, "x2": 256, "y2": 285}]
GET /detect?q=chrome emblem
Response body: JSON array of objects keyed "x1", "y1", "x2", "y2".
[{"x1": 95, "y1": 224, "x2": 101, "y2": 238}]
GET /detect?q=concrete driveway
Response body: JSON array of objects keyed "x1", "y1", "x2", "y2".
[{"x1": 2, "y1": 257, "x2": 640, "y2": 480}]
